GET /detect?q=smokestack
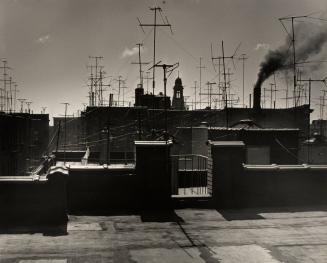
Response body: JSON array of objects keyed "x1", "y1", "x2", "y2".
[
  {"x1": 253, "y1": 47, "x2": 289, "y2": 110},
  {"x1": 253, "y1": 84, "x2": 261, "y2": 110},
  {"x1": 253, "y1": 23, "x2": 327, "y2": 110}
]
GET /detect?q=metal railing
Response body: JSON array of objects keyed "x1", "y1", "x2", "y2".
[
  {"x1": 171, "y1": 154, "x2": 209, "y2": 196},
  {"x1": 31, "y1": 155, "x2": 56, "y2": 176}
]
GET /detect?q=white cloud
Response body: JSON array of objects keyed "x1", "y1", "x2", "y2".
[
  {"x1": 37, "y1": 34, "x2": 50, "y2": 44},
  {"x1": 121, "y1": 46, "x2": 142, "y2": 58},
  {"x1": 254, "y1": 43, "x2": 270, "y2": 51}
]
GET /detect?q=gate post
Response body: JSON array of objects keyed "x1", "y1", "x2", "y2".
[
  {"x1": 135, "y1": 140, "x2": 173, "y2": 209},
  {"x1": 209, "y1": 141, "x2": 245, "y2": 208}
]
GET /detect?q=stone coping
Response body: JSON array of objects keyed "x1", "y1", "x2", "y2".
[{"x1": 243, "y1": 163, "x2": 327, "y2": 171}]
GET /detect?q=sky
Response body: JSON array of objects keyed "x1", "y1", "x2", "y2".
[{"x1": 1, "y1": 0, "x2": 327, "y2": 122}]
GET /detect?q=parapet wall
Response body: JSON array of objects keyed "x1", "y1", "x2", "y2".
[
  {"x1": 0, "y1": 171, "x2": 68, "y2": 226},
  {"x1": 68, "y1": 165, "x2": 137, "y2": 213},
  {"x1": 240, "y1": 166, "x2": 327, "y2": 207},
  {"x1": 209, "y1": 140, "x2": 327, "y2": 208}
]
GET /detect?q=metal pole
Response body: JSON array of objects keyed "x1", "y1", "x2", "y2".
[
  {"x1": 291, "y1": 17, "x2": 297, "y2": 107},
  {"x1": 138, "y1": 107, "x2": 142, "y2": 140},
  {"x1": 163, "y1": 65, "x2": 168, "y2": 140},
  {"x1": 106, "y1": 116, "x2": 110, "y2": 165},
  {"x1": 194, "y1": 81, "x2": 197, "y2": 110},
  {"x1": 61, "y1": 102, "x2": 69, "y2": 165},
  {"x1": 307, "y1": 78, "x2": 311, "y2": 163},
  {"x1": 199, "y1": 57, "x2": 202, "y2": 109},
  {"x1": 221, "y1": 41, "x2": 228, "y2": 128},
  {"x1": 56, "y1": 121, "x2": 61, "y2": 153},
  {"x1": 64, "y1": 105, "x2": 67, "y2": 164},
  {"x1": 152, "y1": 8, "x2": 158, "y2": 100},
  {"x1": 138, "y1": 44, "x2": 143, "y2": 86}
]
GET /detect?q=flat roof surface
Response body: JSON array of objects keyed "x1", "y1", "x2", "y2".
[{"x1": 2, "y1": 207, "x2": 327, "y2": 262}]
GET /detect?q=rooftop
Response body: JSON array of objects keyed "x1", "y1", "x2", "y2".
[{"x1": 1, "y1": 207, "x2": 327, "y2": 262}]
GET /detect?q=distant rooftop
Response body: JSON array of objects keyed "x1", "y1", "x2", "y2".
[
  {"x1": 303, "y1": 133, "x2": 327, "y2": 145},
  {"x1": 209, "y1": 127, "x2": 300, "y2": 131},
  {"x1": 230, "y1": 119, "x2": 262, "y2": 129}
]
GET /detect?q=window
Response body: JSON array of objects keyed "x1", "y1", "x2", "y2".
[{"x1": 176, "y1": 91, "x2": 181, "y2": 99}]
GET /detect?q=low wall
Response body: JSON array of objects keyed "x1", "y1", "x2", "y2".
[
  {"x1": 239, "y1": 165, "x2": 327, "y2": 207},
  {"x1": 209, "y1": 141, "x2": 327, "y2": 208},
  {"x1": 67, "y1": 165, "x2": 137, "y2": 213},
  {"x1": 53, "y1": 151, "x2": 100, "y2": 163},
  {"x1": 0, "y1": 171, "x2": 68, "y2": 226},
  {"x1": 53, "y1": 151, "x2": 134, "y2": 164}
]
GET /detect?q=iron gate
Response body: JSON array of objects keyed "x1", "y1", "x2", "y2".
[{"x1": 171, "y1": 154, "x2": 211, "y2": 196}]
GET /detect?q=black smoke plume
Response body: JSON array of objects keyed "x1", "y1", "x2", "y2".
[{"x1": 253, "y1": 23, "x2": 327, "y2": 109}]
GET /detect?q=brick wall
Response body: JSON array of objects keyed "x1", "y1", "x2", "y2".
[
  {"x1": 68, "y1": 167, "x2": 136, "y2": 213},
  {"x1": 209, "y1": 140, "x2": 327, "y2": 208},
  {"x1": 0, "y1": 172, "x2": 67, "y2": 225}
]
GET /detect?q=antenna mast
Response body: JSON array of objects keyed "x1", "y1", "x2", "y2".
[
  {"x1": 0, "y1": 59, "x2": 12, "y2": 112},
  {"x1": 25, "y1": 101, "x2": 32, "y2": 114},
  {"x1": 211, "y1": 41, "x2": 241, "y2": 127},
  {"x1": 87, "y1": 56, "x2": 104, "y2": 106},
  {"x1": 238, "y1": 54, "x2": 248, "y2": 107},
  {"x1": 114, "y1": 76, "x2": 127, "y2": 107},
  {"x1": 131, "y1": 43, "x2": 150, "y2": 87},
  {"x1": 60, "y1": 102, "x2": 70, "y2": 165},
  {"x1": 18, "y1": 98, "x2": 26, "y2": 113},
  {"x1": 41, "y1": 107, "x2": 47, "y2": 114},
  {"x1": 197, "y1": 57, "x2": 206, "y2": 109},
  {"x1": 138, "y1": 6, "x2": 173, "y2": 104},
  {"x1": 191, "y1": 81, "x2": 197, "y2": 110},
  {"x1": 149, "y1": 61, "x2": 179, "y2": 139},
  {"x1": 279, "y1": 15, "x2": 307, "y2": 107}
]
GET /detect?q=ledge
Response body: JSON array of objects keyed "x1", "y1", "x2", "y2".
[
  {"x1": 0, "y1": 175, "x2": 48, "y2": 183},
  {"x1": 68, "y1": 163, "x2": 135, "y2": 171},
  {"x1": 243, "y1": 163, "x2": 327, "y2": 171},
  {"x1": 209, "y1": 141, "x2": 245, "y2": 147},
  {"x1": 135, "y1": 140, "x2": 173, "y2": 146}
]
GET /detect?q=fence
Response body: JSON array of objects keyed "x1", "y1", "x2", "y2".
[{"x1": 171, "y1": 154, "x2": 209, "y2": 196}]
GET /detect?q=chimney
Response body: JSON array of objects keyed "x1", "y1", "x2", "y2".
[
  {"x1": 253, "y1": 84, "x2": 261, "y2": 110},
  {"x1": 135, "y1": 84, "x2": 144, "y2": 106}
]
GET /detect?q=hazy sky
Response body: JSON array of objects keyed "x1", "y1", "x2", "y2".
[{"x1": 1, "y1": 0, "x2": 327, "y2": 121}]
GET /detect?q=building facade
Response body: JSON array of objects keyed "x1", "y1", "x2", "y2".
[{"x1": 0, "y1": 113, "x2": 49, "y2": 176}]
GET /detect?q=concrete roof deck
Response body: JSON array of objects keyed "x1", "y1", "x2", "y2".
[{"x1": 2, "y1": 207, "x2": 327, "y2": 262}]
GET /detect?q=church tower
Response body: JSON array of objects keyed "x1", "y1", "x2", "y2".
[{"x1": 172, "y1": 77, "x2": 185, "y2": 110}]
